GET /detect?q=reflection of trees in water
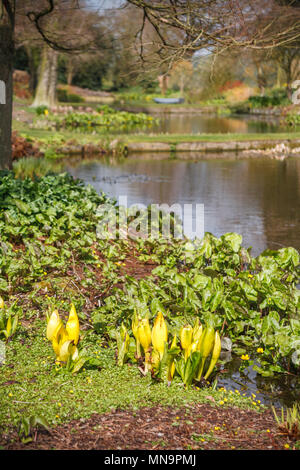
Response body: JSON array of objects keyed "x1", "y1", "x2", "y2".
[
  {"x1": 128, "y1": 157, "x2": 300, "y2": 252},
  {"x1": 120, "y1": 158, "x2": 266, "y2": 250},
  {"x1": 149, "y1": 114, "x2": 281, "y2": 135},
  {"x1": 251, "y1": 159, "x2": 300, "y2": 252},
  {"x1": 67, "y1": 157, "x2": 300, "y2": 254}
]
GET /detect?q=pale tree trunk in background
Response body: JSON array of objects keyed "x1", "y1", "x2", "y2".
[
  {"x1": 31, "y1": 44, "x2": 58, "y2": 108},
  {"x1": 0, "y1": 10, "x2": 14, "y2": 170},
  {"x1": 66, "y1": 59, "x2": 74, "y2": 86},
  {"x1": 25, "y1": 44, "x2": 37, "y2": 94},
  {"x1": 179, "y1": 75, "x2": 185, "y2": 95}
]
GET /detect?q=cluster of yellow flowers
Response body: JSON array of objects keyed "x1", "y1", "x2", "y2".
[
  {"x1": 46, "y1": 304, "x2": 80, "y2": 363},
  {"x1": 117, "y1": 311, "x2": 222, "y2": 386}
]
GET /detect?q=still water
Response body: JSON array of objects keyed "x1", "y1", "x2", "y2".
[
  {"x1": 65, "y1": 154, "x2": 300, "y2": 257},
  {"x1": 65, "y1": 153, "x2": 300, "y2": 406},
  {"x1": 131, "y1": 112, "x2": 292, "y2": 135}
]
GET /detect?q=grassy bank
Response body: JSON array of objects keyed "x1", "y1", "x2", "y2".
[{"x1": 126, "y1": 132, "x2": 300, "y2": 143}]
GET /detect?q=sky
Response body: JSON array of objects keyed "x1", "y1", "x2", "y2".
[{"x1": 85, "y1": 0, "x2": 125, "y2": 10}]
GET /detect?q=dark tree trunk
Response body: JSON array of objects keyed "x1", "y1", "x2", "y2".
[{"x1": 0, "y1": 10, "x2": 14, "y2": 170}]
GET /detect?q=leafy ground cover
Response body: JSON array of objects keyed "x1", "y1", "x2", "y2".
[
  {"x1": 0, "y1": 172, "x2": 299, "y2": 450},
  {"x1": 31, "y1": 105, "x2": 157, "y2": 134}
]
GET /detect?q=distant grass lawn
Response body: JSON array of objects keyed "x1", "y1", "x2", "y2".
[{"x1": 126, "y1": 131, "x2": 300, "y2": 143}]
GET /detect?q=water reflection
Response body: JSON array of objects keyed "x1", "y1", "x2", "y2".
[
  {"x1": 65, "y1": 155, "x2": 300, "y2": 257},
  {"x1": 126, "y1": 113, "x2": 292, "y2": 135},
  {"x1": 218, "y1": 355, "x2": 300, "y2": 407}
]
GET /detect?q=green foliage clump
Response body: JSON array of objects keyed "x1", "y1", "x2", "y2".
[
  {"x1": 57, "y1": 89, "x2": 84, "y2": 103},
  {"x1": 33, "y1": 105, "x2": 157, "y2": 133},
  {"x1": 285, "y1": 113, "x2": 300, "y2": 127},
  {"x1": 248, "y1": 88, "x2": 290, "y2": 108}
]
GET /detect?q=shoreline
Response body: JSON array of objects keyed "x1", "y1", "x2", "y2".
[{"x1": 125, "y1": 136, "x2": 300, "y2": 158}]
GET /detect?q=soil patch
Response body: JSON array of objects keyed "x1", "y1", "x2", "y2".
[{"x1": 0, "y1": 404, "x2": 294, "y2": 450}]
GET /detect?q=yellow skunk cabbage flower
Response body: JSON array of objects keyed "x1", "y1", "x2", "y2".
[
  {"x1": 58, "y1": 340, "x2": 78, "y2": 363},
  {"x1": 137, "y1": 318, "x2": 152, "y2": 373},
  {"x1": 187, "y1": 341, "x2": 198, "y2": 358},
  {"x1": 132, "y1": 312, "x2": 142, "y2": 358},
  {"x1": 196, "y1": 325, "x2": 215, "y2": 380},
  {"x1": 6, "y1": 316, "x2": 11, "y2": 336},
  {"x1": 52, "y1": 323, "x2": 67, "y2": 357},
  {"x1": 65, "y1": 303, "x2": 80, "y2": 345},
  {"x1": 192, "y1": 318, "x2": 203, "y2": 343},
  {"x1": 137, "y1": 318, "x2": 152, "y2": 353},
  {"x1": 151, "y1": 312, "x2": 168, "y2": 359},
  {"x1": 170, "y1": 333, "x2": 177, "y2": 350},
  {"x1": 204, "y1": 330, "x2": 221, "y2": 381},
  {"x1": 168, "y1": 361, "x2": 176, "y2": 381},
  {"x1": 0, "y1": 296, "x2": 4, "y2": 308},
  {"x1": 46, "y1": 310, "x2": 62, "y2": 341},
  {"x1": 166, "y1": 333, "x2": 178, "y2": 382},
  {"x1": 151, "y1": 348, "x2": 161, "y2": 371},
  {"x1": 180, "y1": 324, "x2": 193, "y2": 361}
]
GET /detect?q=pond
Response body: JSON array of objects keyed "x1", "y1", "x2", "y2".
[
  {"x1": 64, "y1": 153, "x2": 300, "y2": 408},
  {"x1": 65, "y1": 155, "x2": 300, "y2": 257},
  {"x1": 123, "y1": 112, "x2": 295, "y2": 135}
]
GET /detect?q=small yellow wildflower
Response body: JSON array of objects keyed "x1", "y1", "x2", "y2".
[
  {"x1": 257, "y1": 348, "x2": 264, "y2": 354},
  {"x1": 219, "y1": 400, "x2": 224, "y2": 405},
  {"x1": 214, "y1": 426, "x2": 220, "y2": 431},
  {"x1": 284, "y1": 443, "x2": 290, "y2": 449},
  {"x1": 8, "y1": 393, "x2": 13, "y2": 397},
  {"x1": 58, "y1": 403, "x2": 62, "y2": 407},
  {"x1": 241, "y1": 354, "x2": 250, "y2": 361}
]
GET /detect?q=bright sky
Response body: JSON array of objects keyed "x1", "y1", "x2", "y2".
[{"x1": 85, "y1": 0, "x2": 125, "y2": 10}]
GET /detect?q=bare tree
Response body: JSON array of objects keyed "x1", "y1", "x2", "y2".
[
  {"x1": 125, "y1": 1, "x2": 300, "y2": 70},
  {"x1": 272, "y1": 45, "x2": 300, "y2": 98},
  {"x1": 0, "y1": 0, "x2": 115, "y2": 169}
]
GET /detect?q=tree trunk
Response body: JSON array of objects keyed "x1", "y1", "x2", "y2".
[
  {"x1": 31, "y1": 44, "x2": 58, "y2": 108},
  {"x1": 66, "y1": 59, "x2": 74, "y2": 86},
  {"x1": 25, "y1": 45, "x2": 37, "y2": 95},
  {"x1": 179, "y1": 75, "x2": 185, "y2": 95},
  {"x1": 0, "y1": 15, "x2": 14, "y2": 170}
]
